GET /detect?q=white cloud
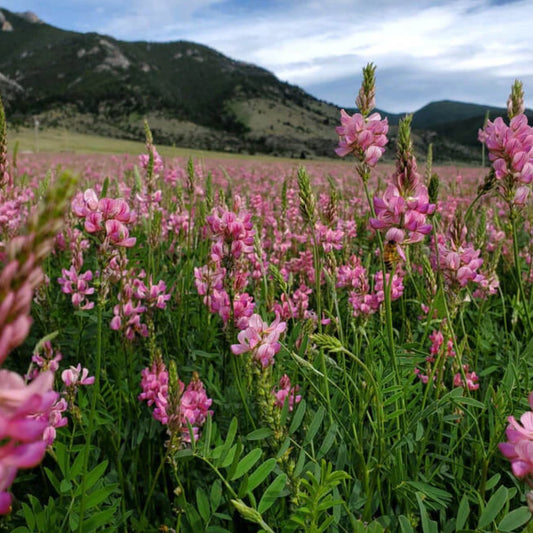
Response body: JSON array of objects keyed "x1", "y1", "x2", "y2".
[{"x1": 5, "y1": 0, "x2": 533, "y2": 111}]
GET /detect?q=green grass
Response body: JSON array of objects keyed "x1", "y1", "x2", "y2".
[{"x1": 7, "y1": 126, "x2": 310, "y2": 162}]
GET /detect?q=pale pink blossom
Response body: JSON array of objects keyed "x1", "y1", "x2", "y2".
[
  {"x1": 231, "y1": 314, "x2": 286, "y2": 368},
  {"x1": 272, "y1": 375, "x2": 302, "y2": 411}
]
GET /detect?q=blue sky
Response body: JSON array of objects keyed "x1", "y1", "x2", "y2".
[{"x1": 2, "y1": 0, "x2": 533, "y2": 112}]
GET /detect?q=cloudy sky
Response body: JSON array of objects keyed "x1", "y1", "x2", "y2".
[{"x1": 3, "y1": 0, "x2": 533, "y2": 112}]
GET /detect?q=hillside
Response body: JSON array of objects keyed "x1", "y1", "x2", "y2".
[
  {"x1": 0, "y1": 8, "x2": 523, "y2": 161},
  {"x1": 0, "y1": 8, "x2": 344, "y2": 158}
]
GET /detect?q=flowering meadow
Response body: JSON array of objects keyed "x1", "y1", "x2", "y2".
[{"x1": 2, "y1": 66, "x2": 533, "y2": 532}]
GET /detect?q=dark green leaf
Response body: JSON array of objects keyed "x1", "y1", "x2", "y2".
[
  {"x1": 196, "y1": 487, "x2": 211, "y2": 523},
  {"x1": 398, "y1": 515, "x2": 415, "y2": 533},
  {"x1": 304, "y1": 407, "x2": 325, "y2": 445},
  {"x1": 246, "y1": 428, "x2": 273, "y2": 441},
  {"x1": 498, "y1": 507, "x2": 532, "y2": 531},
  {"x1": 248, "y1": 458, "x2": 277, "y2": 492},
  {"x1": 258, "y1": 474, "x2": 287, "y2": 514},
  {"x1": 289, "y1": 399, "x2": 306, "y2": 434},
  {"x1": 456, "y1": 494, "x2": 470, "y2": 530},
  {"x1": 478, "y1": 486, "x2": 508, "y2": 529},
  {"x1": 231, "y1": 449, "x2": 263, "y2": 481}
]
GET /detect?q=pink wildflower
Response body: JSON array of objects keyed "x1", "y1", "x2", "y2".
[
  {"x1": 335, "y1": 110, "x2": 389, "y2": 165},
  {"x1": 499, "y1": 392, "x2": 533, "y2": 478},
  {"x1": 61, "y1": 364, "x2": 95, "y2": 387},
  {"x1": 231, "y1": 314, "x2": 286, "y2": 368},
  {"x1": 57, "y1": 266, "x2": 95, "y2": 310},
  {"x1": 453, "y1": 365, "x2": 479, "y2": 391},
  {"x1": 272, "y1": 375, "x2": 302, "y2": 411}
]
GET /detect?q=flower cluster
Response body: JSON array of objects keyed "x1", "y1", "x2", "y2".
[
  {"x1": 0, "y1": 170, "x2": 78, "y2": 512},
  {"x1": 231, "y1": 314, "x2": 286, "y2": 368},
  {"x1": 272, "y1": 374, "x2": 302, "y2": 411},
  {"x1": 110, "y1": 269, "x2": 171, "y2": 340},
  {"x1": 370, "y1": 116, "x2": 435, "y2": 258},
  {"x1": 335, "y1": 111, "x2": 389, "y2": 166},
  {"x1": 431, "y1": 225, "x2": 497, "y2": 294},
  {"x1": 71, "y1": 189, "x2": 136, "y2": 248},
  {"x1": 57, "y1": 266, "x2": 95, "y2": 310},
  {"x1": 206, "y1": 203, "x2": 255, "y2": 262},
  {"x1": 195, "y1": 201, "x2": 257, "y2": 329},
  {"x1": 336, "y1": 255, "x2": 405, "y2": 317},
  {"x1": 0, "y1": 370, "x2": 58, "y2": 513},
  {"x1": 139, "y1": 360, "x2": 212, "y2": 444},
  {"x1": 478, "y1": 115, "x2": 533, "y2": 187},
  {"x1": 499, "y1": 392, "x2": 533, "y2": 478}
]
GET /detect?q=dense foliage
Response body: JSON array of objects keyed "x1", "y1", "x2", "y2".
[{"x1": 1, "y1": 72, "x2": 533, "y2": 532}]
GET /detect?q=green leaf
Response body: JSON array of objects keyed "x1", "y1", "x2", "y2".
[
  {"x1": 60, "y1": 479, "x2": 72, "y2": 494},
  {"x1": 202, "y1": 415, "x2": 213, "y2": 455},
  {"x1": 196, "y1": 487, "x2": 211, "y2": 523},
  {"x1": 498, "y1": 507, "x2": 532, "y2": 531},
  {"x1": 85, "y1": 485, "x2": 118, "y2": 510},
  {"x1": 246, "y1": 428, "x2": 273, "y2": 441},
  {"x1": 217, "y1": 417, "x2": 238, "y2": 467},
  {"x1": 478, "y1": 486, "x2": 508, "y2": 529},
  {"x1": 210, "y1": 480, "x2": 223, "y2": 511},
  {"x1": 280, "y1": 392, "x2": 291, "y2": 426},
  {"x1": 304, "y1": 407, "x2": 325, "y2": 445},
  {"x1": 75, "y1": 460, "x2": 108, "y2": 495},
  {"x1": 220, "y1": 444, "x2": 239, "y2": 469},
  {"x1": 398, "y1": 515, "x2": 415, "y2": 533},
  {"x1": 293, "y1": 446, "x2": 306, "y2": 478},
  {"x1": 416, "y1": 493, "x2": 438, "y2": 533},
  {"x1": 317, "y1": 423, "x2": 337, "y2": 459},
  {"x1": 456, "y1": 494, "x2": 470, "y2": 530},
  {"x1": 248, "y1": 458, "x2": 277, "y2": 492},
  {"x1": 406, "y1": 481, "x2": 452, "y2": 509},
  {"x1": 81, "y1": 505, "x2": 117, "y2": 532},
  {"x1": 276, "y1": 437, "x2": 291, "y2": 459},
  {"x1": 289, "y1": 399, "x2": 306, "y2": 434},
  {"x1": 258, "y1": 473, "x2": 287, "y2": 514},
  {"x1": 44, "y1": 467, "x2": 60, "y2": 494},
  {"x1": 231, "y1": 449, "x2": 263, "y2": 481},
  {"x1": 69, "y1": 511, "x2": 79, "y2": 531},
  {"x1": 20, "y1": 503, "x2": 35, "y2": 531},
  {"x1": 485, "y1": 474, "x2": 501, "y2": 491}
]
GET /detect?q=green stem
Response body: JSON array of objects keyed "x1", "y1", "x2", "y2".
[
  {"x1": 231, "y1": 355, "x2": 256, "y2": 429},
  {"x1": 140, "y1": 445, "x2": 171, "y2": 523},
  {"x1": 511, "y1": 212, "x2": 532, "y2": 333},
  {"x1": 77, "y1": 300, "x2": 103, "y2": 532}
]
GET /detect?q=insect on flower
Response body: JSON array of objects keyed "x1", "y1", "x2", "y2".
[{"x1": 383, "y1": 240, "x2": 401, "y2": 271}]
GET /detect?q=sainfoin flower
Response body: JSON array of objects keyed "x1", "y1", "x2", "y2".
[
  {"x1": 139, "y1": 361, "x2": 212, "y2": 444},
  {"x1": 71, "y1": 189, "x2": 137, "y2": 247},
  {"x1": 335, "y1": 110, "x2": 389, "y2": 166},
  {"x1": 0, "y1": 370, "x2": 58, "y2": 511},
  {"x1": 272, "y1": 375, "x2": 302, "y2": 411},
  {"x1": 499, "y1": 392, "x2": 533, "y2": 478},
  {"x1": 61, "y1": 364, "x2": 95, "y2": 387},
  {"x1": 478, "y1": 114, "x2": 533, "y2": 185},
  {"x1": 231, "y1": 314, "x2": 287, "y2": 368}
]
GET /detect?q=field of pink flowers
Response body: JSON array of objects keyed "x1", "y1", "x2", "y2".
[{"x1": 1, "y1": 66, "x2": 533, "y2": 532}]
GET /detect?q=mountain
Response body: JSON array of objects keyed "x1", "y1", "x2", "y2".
[
  {"x1": 0, "y1": 8, "x2": 344, "y2": 158},
  {"x1": 0, "y1": 8, "x2": 524, "y2": 161}
]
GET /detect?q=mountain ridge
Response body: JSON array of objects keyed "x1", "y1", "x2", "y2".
[{"x1": 0, "y1": 7, "x2": 523, "y2": 161}]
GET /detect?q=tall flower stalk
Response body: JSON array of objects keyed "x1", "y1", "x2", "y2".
[{"x1": 478, "y1": 79, "x2": 533, "y2": 333}]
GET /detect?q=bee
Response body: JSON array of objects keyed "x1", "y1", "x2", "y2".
[{"x1": 383, "y1": 240, "x2": 401, "y2": 271}]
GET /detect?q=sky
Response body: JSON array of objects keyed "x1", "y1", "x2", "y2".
[{"x1": 3, "y1": 0, "x2": 533, "y2": 113}]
